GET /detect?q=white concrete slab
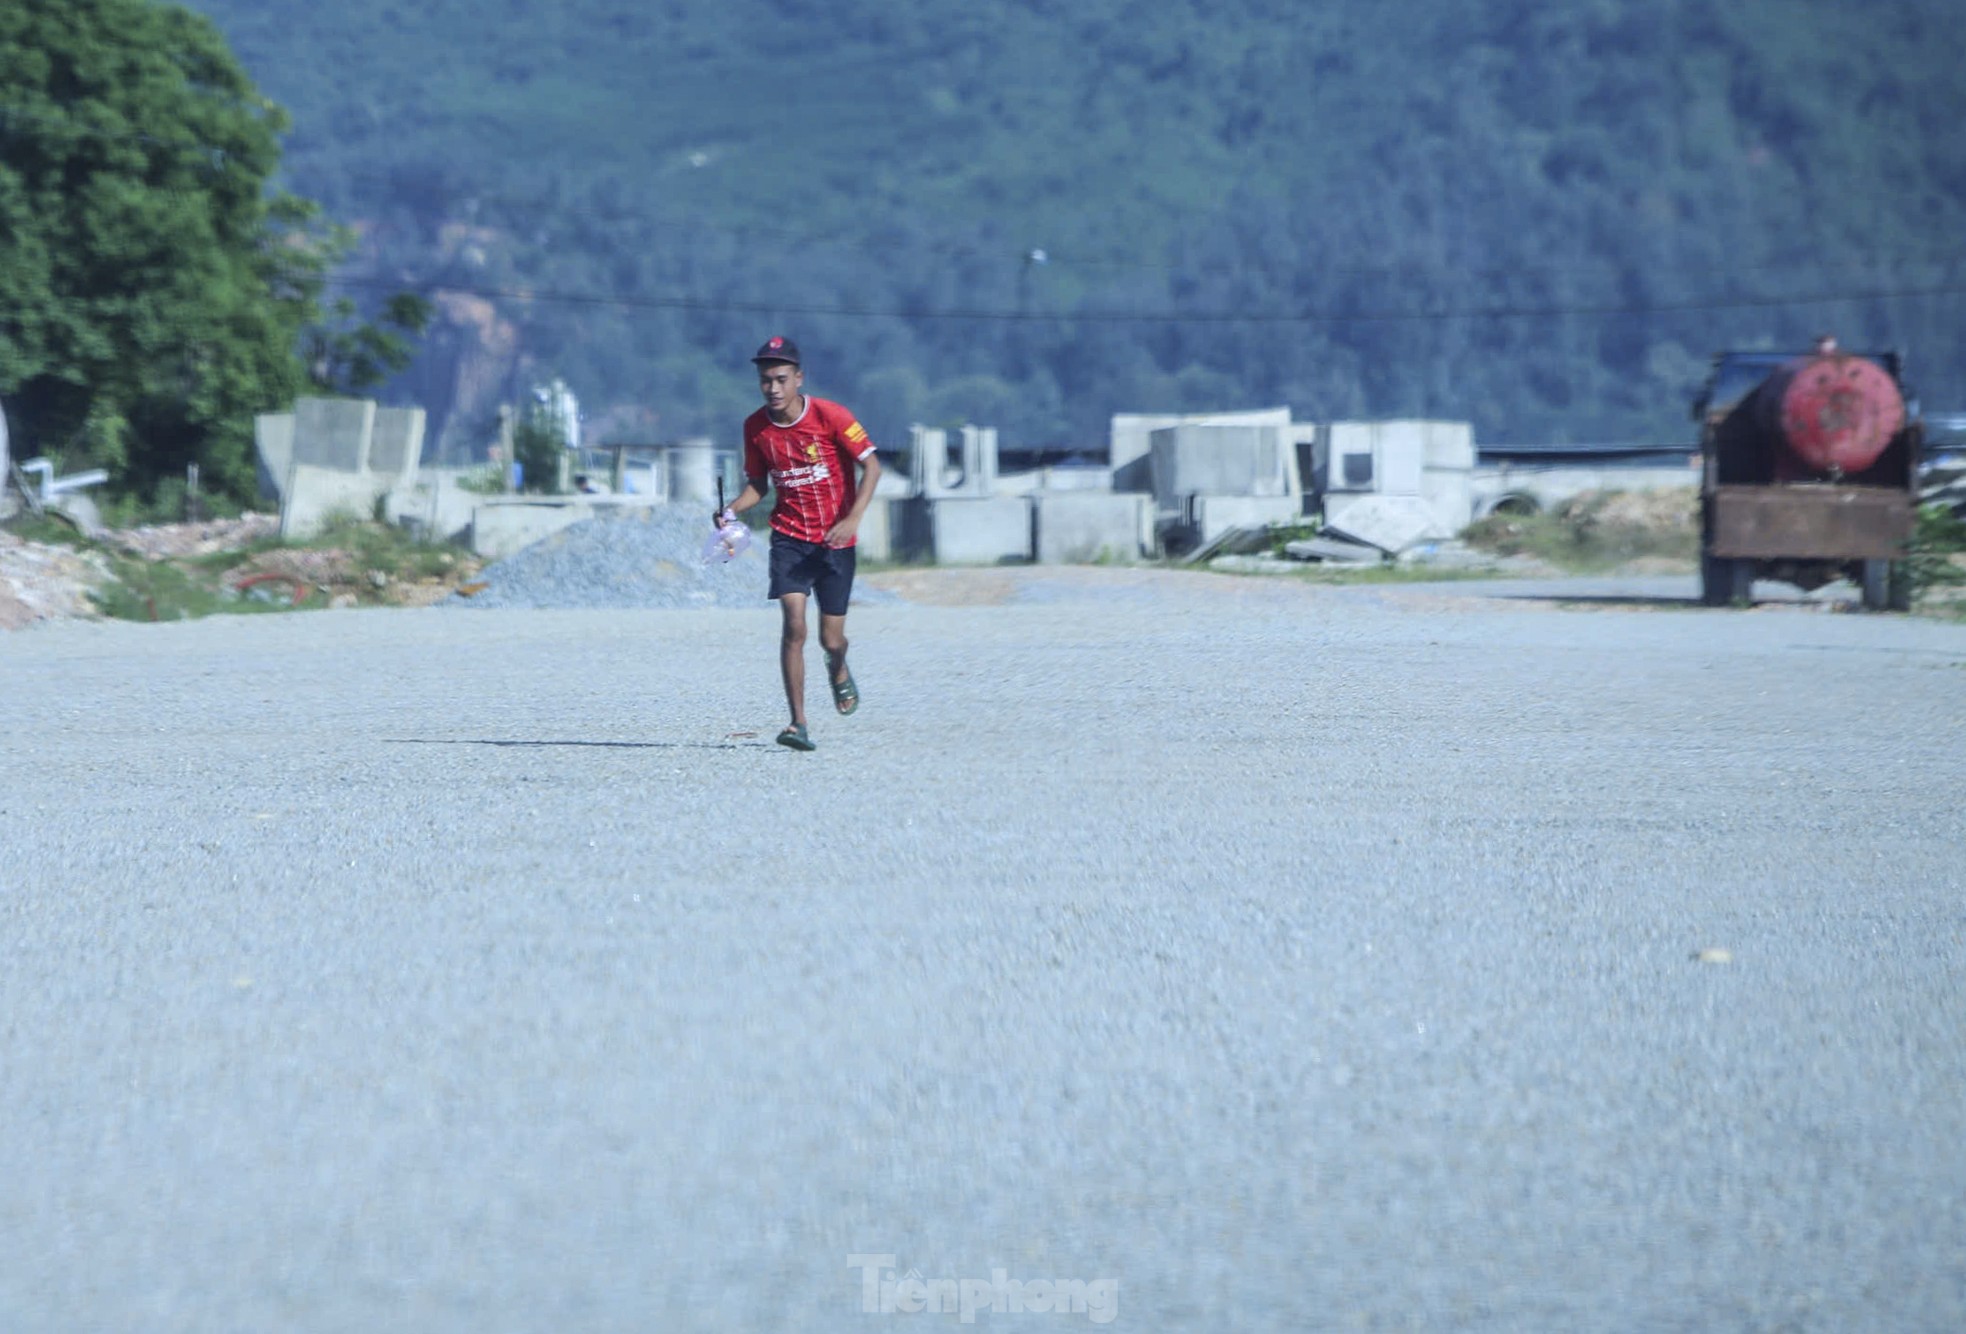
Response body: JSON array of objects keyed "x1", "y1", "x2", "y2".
[{"x1": 1322, "y1": 493, "x2": 1445, "y2": 553}]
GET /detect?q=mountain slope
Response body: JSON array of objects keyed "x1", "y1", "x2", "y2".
[{"x1": 182, "y1": 0, "x2": 1966, "y2": 455}]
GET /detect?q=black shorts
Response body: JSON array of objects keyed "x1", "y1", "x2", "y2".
[{"x1": 767, "y1": 532, "x2": 857, "y2": 616}]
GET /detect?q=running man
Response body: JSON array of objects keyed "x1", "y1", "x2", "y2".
[{"x1": 716, "y1": 336, "x2": 883, "y2": 752}]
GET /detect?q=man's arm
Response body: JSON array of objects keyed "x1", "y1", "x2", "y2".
[
  {"x1": 824, "y1": 450, "x2": 881, "y2": 548},
  {"x1": 723, "y1": 478, "x2": 767, "y2": 522}
]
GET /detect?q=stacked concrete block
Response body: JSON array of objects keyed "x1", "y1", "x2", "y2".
[
  {"x1": 384, "y1": 469, "x2": 478, "y2": 544},
  {"x1": 1135, "y1": 408, "x2": 1299, "y2": 552},
  {"x1": 1149, "y1": 423, "x2": 1291, "y2": 505},
  {"x1": 253, "y1": 413, "x2": 296, "y2": 503},
  {"x1": 281, "y1": 466, "x2": 390, "y2": 537},
  {"x1": 1418, "y1": 421, "x2": 1476, "y2": 538},
  {"x1": 293, "y1": 398, "x2": 377, "y2": 472},
  {"x1": 1107, "y1": 415, "x2": 1168, "y2": 494},
  {"x1": 1188, "y1": 495, "x2": 1300, "y2": 548},
  {"x1": 258, "y1": 397, "x2": 429, "y2": 540},
  {"x1": 929, "y1": 496, "x2": 1032, "y2": 564},
  {"x1": 995, "y1": 465, "x2": 1120, "y2": 499},
  {"x1": 1110, "y1": 407, "x2": 1292, "y2": 495},
  {"x1": 912, "y1": 424, "x2": 999, "y2": 498},
  {"x1": 1039, "y1": 465, "x2": 1114, "y2": 492},
  {"x1": 1323, "y1": 421, "x2": 1421, "y2": 497},
  {"x1": 1033, "y1": 493, "x2": 1155, "y2": 563},
  {"x1": 889, "y1": 497, "x2": 934, "y2": 562},
  {"x1": 852, "y1": 496, "x2": 898, "y2": 563},
  {"x1": 1317, "y1": 419, "x2": 1478, "y2": 551},
  {"x1": 906, "y1": 427, "x2": 944, "y2": 496},
  {"x1": 368, "y1": 408, "x2": 427, "y2": 489},
  {"x1": 960, "y1": 426, "x2": 998, "y2": 496}
]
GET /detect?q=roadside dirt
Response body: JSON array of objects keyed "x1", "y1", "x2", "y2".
[{"x1": 0, "y1": 530, "x2": 112, "y2": 630}]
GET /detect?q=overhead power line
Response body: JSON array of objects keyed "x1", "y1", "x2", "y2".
[
  {"x1": 12, "y1": 104, "x2": 1966, "y2": 286},
  {"x1": 327, "y1": 273, "x2": 1966, "y2": 328},
  {"x1": 9, "y1": 101, "x2": 1964, "y2": 302}
]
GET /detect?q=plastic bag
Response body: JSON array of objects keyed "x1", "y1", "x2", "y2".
[{"x1": 700, "y1": 519, "x2": 753, "y2": 565}]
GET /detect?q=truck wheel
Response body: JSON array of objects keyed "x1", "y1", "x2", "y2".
[
  {"x1": 1860, "y1": 559, "x2": 1902, "y2": 611},
  {"x1": 1700, "y1": 553, "x2": 1727, "y2": 605},
  {"x1": 1702, "y1": 554, "x2": 1752, "y2": 606}
]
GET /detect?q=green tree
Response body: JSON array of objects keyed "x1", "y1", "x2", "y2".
[
  {"x1": 511, "y1": 406, "x2": 565, "y2": 495},
  {"x1": 304, "y1": 286, "x2": 434, "y2": 396},
  {"x1": 0, "y1": 0, "x2": 388, "y2": 502}
]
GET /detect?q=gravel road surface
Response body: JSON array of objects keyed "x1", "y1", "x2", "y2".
[{"x1": 4, "y1": 569, "x2": 1963, "y2": 1330}]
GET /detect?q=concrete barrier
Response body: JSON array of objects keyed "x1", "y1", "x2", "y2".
[
  {"x1": 853, "y1": 496, "x2": 898, "y2": 562},
  {"x1": 261, "y1": 397, "x2": 431, "y2": 539},
  {"x1": 294, "y1": 398, "x2": 376, "y2": 472},
  {"x1": 913, "y1": 424, "x2": 999, "y2": 498},
  {"x1": 384, "y1": 469, "x2": 480, "y2": 544},
  {"x1": 1420, "y1": 468, "x2": 1475, "y2": 537},
  {"x1": 470, "y1": 499, "x2": 596, "y2": 559},
  {"x1": 1110, "y1": 408, "x2": 1291, "y2": 494},
  {"x1": 280, "y1": 463, "x2": 388, "y2": 538},
  {"x1": 1034, "y1": 493, "x2": 1155, "y2": 563},
  {"x1": 368, "y1": 408, "x2": 426, "y2": 488},
  {"x1": 930, "y1": 496, "x2": 1032, "y2": 564},
  {"x1": 1185, "y1": 495, "x2": 1298, "y2": 548},
  {"x1": 254, "y1": 413, "x2": 296, "y2": 503},
  {"x1": 1150, "y1": 423, "x2": 1291, "y2": 504}
]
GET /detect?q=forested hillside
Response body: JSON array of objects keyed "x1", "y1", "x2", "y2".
[{"x1": 182, "y1": 0, "x2": 1966, "y2": 459}]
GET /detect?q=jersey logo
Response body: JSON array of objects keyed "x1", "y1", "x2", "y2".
[{"x1": 805, "y1": 441, "x2": 820, "y2": 461}]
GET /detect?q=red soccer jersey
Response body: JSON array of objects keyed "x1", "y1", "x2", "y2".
[{"x1": 742, "y1": 396, "x2": 876, "y2": 546}]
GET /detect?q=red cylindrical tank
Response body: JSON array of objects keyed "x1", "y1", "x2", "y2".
[{"x1": 1758, "y1": 353, "x2": 1904, "y2": 476}]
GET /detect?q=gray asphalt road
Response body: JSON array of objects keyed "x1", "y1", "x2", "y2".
[{"x1": 4, "y1": 570, "x2": 1963, "y2": 1331}]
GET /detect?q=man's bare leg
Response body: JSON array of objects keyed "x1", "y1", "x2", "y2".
[
  {"x1": 779, "y1": 593, "x2": 809, "y2": 727},
  {"x1": 819, "y1": 612, "x2": 849, "y2": 687}
]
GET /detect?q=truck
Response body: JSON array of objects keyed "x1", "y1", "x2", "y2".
[{"x1": 1693, "y1": 345, "x2": 1921, "y2": 610}]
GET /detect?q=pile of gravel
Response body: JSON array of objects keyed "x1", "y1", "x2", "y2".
[{"x1": 452, "y1": 505, "x2": 768, "y2": 610}]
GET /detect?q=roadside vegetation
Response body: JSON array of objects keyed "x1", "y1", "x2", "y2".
[
  {"x1": 1908, "y1": 505, "x2": 1966, "y2": 616},
  {"x1": 1, "y1": 510, "x2": 480, "y2": 623}
]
